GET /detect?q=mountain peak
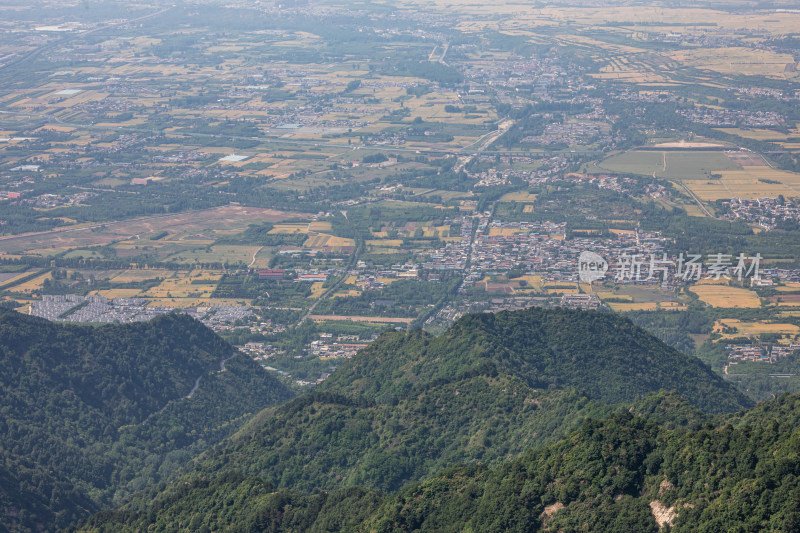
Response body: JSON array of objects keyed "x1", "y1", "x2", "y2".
[{"x1": 323, "y1": 307, "x2": 752, "y2": 413}]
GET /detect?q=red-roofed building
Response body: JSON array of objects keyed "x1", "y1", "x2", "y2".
[{"x1": 258, "y1": 269, "x2": 285, "y2": 280}]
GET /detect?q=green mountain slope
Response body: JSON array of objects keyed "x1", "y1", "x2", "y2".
[
  {"x1": 163, "y1": 308, "x2": 745, "y2": 496},
  {"x1": 0, "y1": 311, "x2": 292, "y2": 533},
  {"x1": 365, "y1": 395, "x2": 800, "y2": 533},
  {"x1": 78, "y1": 394, "x2": 800, "y2": 533},
  {"x1": 197, "y1": 378, "x2": 611, "y2": 493},
  {"x1": 73, "y1": 307, "x2": 752, "y2": 531},
  {"x1": 321, "y1": 308, "x2": 751, "y2": 413}
]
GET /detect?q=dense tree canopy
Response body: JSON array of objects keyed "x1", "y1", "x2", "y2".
[
  {"x1": 77, "y1": 395, "x2": 800, "y2": 532},
  {"x1": 0, "y1": 311, "x2": 291, "y2": 532}
]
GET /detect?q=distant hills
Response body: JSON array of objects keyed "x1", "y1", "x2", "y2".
[
  {"x1": 0, "y1": 311, "x2": 292, "y2": 532},
  {"x1": 71, "y1": 307, "x2": 769, "y2": 532}
]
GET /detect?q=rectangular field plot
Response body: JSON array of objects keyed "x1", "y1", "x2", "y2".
[
  {"x1": 595, "y1": 150, "x2": 739, "y2": 179},
  {"x1": 683, "y1": 168, "x2": 800, "y2": 200},
  {"x1": 713, "y1": 319, "x2": 800, "y2": 338},
  {"x1": 690, "y1": 285, "x2": 762, "y2": 308},
  {"x1": 164, "y1": 245, "x2": 263, "y2": 265}
]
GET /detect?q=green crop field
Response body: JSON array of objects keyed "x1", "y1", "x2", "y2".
[{"x1": 596, "y1": 150, "x2": 740, "y2": 179}]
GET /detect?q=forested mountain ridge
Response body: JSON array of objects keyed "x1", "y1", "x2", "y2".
[
  {"x1": 71, "y1": 307, "x2": 754, "y2": 531},
  {"x1": 4, "y1": 307, "x2": 754, "y2": 531},
  {"x1": 140, "y1": 308, "x2": 747, "y2": 496},
  {"x1": 191, "y1": 377, "x2": 613, "y2": 494},
  {"x1": 77, "y1": 394, "x2": 800, "y2": 532},
  {"x1": 0, "y1": 311, "x2": 292, "y2": 533},
  {"x1": 321, "y1": 307, "x2": 752, "y2": 413}
]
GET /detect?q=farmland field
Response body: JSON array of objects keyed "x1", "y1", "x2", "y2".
[
  {"x1": 164, "y1": 245, "x2": 263, "y2": 265},
  {"x1": 596, "y1": 150, "x2": 739, "y2": 179},
  {"x1": 0, "y1": 206, "x2": 308, "y2": 255},
  {"x1": 2, "y1": 0, "x2": 800, "y2": 424},
  {"x1": 690, "y1": 285, "x2": 762, "y2": 308},
  {"x1": 716, "y1": 128, "x2": 789, "y2": 141},
  {"x1": 714, "y1": 319, "x2": 800, "y2": 338},
  {"x1": 499, "y1": 191, "x2": 538, "y2": 202},
  {"x1": 606, "y1": 302, "x2": 659, "y2": 311},
  {"x1": 683, "y1": 168, "x2": 800, "y2": 200}
]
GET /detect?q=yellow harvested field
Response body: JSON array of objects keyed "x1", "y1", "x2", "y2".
[
  {"x1": 659, "y1": 302, "x2": 688, "y2": 310},
  {"x1": 143, "y1": 274, "x2": 219, "y2": 299},
  {"x1": 309, "y1": 282, "x2": 326, "y2": 298},
  {"x1": 189, "y1": 270, "x2": 224, "y2": 281},
  {"x1": 269, "y1": 224, "x2": 309, "y2": 234},
  {"x1": 714, "y1": 319, "x2": 800, "y2": 337},
  {"x1": 499, "y1": 191, "x2": 538, "y2": 202},
  {"x1": 607, "y1": 302, "x2": 659, "y2": 311},
  {"x1": 36, "y1": 124, "x2": 76, "y2": 133},
  {"x1": 690, "y1": 285, "x2": 761, "y2": 308},
  {"x1": 303, "y1": 233, "x2": 355, "y2": 248},
  {"x1": 333, "y1": 290, "x2": 362, "y2": 298},
  {"x1": 92, "y1": 289, "x2": 144, "y2": 298},
  {"x1": 369, "y1": 247, "x2": 403, "y2": 254},
  {"x1": 145, "y1": 297, "x2": 251, "y2": 308},
  {"x1": 308, "y1": 221, "x2": 332, "y2": 232},
  {"x1": 110, "y1": 269, "x2": 175, "y2": 282},
  {"x1": 598, "y1": 292, "x2": 632, "y2": 301},
  {"x1": 546, "y1": 287, "x2": 578, "y2": 294},
  {"x1": 12, "y1": 272, "x2": 52, "y2": 293},
  {"x1": 523, "y1": 205, "x2": 534, "y2": 213},
  {"x1": 509, "y1": 275, "x2": 543, "y2": 291},
  {"x1": 558, "y1": 33, "x2": 647, "y2": 55},
  {"x1": 669, "y1": 47, "x2": 794, "y2": 78},
  {"x1": 488, "y1": 227, "x2": 528, "y2": 236},
  {"x1": 683, "y1": 166, "x2": 800, "y2": 200},
  {"x1": 21, "y1": 247, "x2": 71, "y2": 256},
  {"x1": 651, "y1": 141, "x2": 726, "y2": 149},
  {"x1": 420, "y1": 226, "x2": 442, "y2": 238},
  {"x1": 715, "y1": 128, "x2": 788, "y2": 141},
  {"x1": 0, "y1": 271, "x2": 37, "y2": 287}
]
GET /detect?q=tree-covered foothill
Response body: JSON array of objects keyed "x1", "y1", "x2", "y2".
[
  {"x1": 188, "y1": 379, "x2": 612, "y2": 494},
  {"x1": 322, "y1": 307, "x2": 751, "y2": 413},
  {"x1": 0, "y1": 311, "x2": 292, "y2": 532},
  {"x1": 69, "y1": 307, "x2": 755, "y2": 530},
  {"x1": 4, "y1": 305, "x2": 768, "y2": 532},
  {"x1": 76, "y1": 394, "x2": 800, "y2": 533}
]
